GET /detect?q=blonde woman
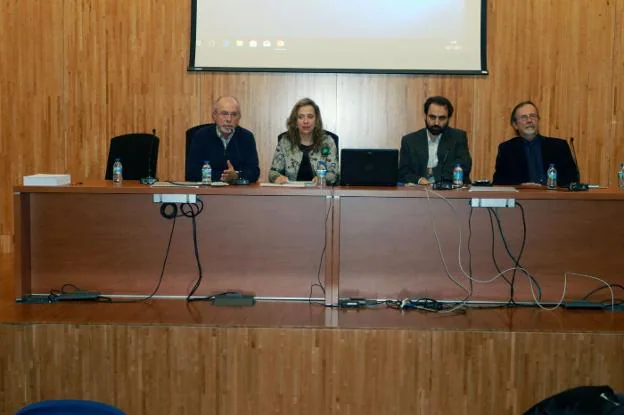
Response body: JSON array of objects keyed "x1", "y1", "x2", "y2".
[{"x1": 269, "y1": 98, "x2": 338, "y2": 184}]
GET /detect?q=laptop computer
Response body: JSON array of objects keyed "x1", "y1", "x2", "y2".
[{"x1": 340, "y1": 149, "x2": 399, "y2": 186}]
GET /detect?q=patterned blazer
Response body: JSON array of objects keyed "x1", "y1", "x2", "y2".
[{"x1": 269, "y1": 134, "x2": 338, "y2": 184}]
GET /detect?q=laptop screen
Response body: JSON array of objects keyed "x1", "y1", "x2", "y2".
[{"x1": 340, "y1": 149, "x2": 399, "y2": 186}]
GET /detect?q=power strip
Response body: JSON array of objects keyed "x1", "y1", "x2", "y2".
[
  {"x1": 563, "y1": 301, "x2": 606, "y2": 310},
  {"x1": 54, "y1": 291, "x2": 101, "y2": 301},
  {"x1": 470, "y1": 198, "x2": 516, "y2": 208}
]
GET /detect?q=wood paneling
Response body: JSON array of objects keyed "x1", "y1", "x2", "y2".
[
  {"x1": 23, "y1": 191, "x2": 328, "y2": 298},
  {"x1": 1, "y1": 0, "x2": 65, "y2": 244},
  {"x1": 338, "y1": 196, "x2": 624, "y2": 302},
  {"x1": 613, "y1": 0, "x2": 624, "y2": 186},
  {"x1": 2, "y1": 0, "x2": 624, "y2": 252},
  {"x1": 13, "y1": 183, "x2": 624, "y2": 304},
  {"x1": 2, "y1": 254, "x2": 624, "y2": 414},
  {"x1": 1, "y1": 323, "x2": 624, "y2": 415}
]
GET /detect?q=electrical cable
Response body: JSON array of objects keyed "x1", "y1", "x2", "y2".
[
  {"x1": 308, "y1": 186, "x2": 334, "y2": 304},
  {"x1": 47, "y1": 202, "x2": 183, "y2": 304},
  {"x1": 466, "y1": 205, "x2": 475, "y2": 300},
  {"x1": 102, "y1": 210, "x2": 178, "y2": 303},
  {"x1": 488, "y1": 202, "x2": 543, "y2": 303},
  {"x1": 423, "y1": 188, "x2": 472, "y2": 313},
  {"x1": 422, "y1": 188, "x2": 542, "y2": 313},
  {"x1": 486, "y1": 208, "x2": 512, "y2": 287},
  {"x1": 177, "y1": 199, "x2": 207, "y2": 301},
  {"x1": 582, "y1": 284, "x2": 624, "y2": 301}
]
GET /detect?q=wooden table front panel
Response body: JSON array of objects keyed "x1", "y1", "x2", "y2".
[
  {"x1": 339, "y1": 196, "x2": 624, "y2": 302},
  {"x1": 28, "y1": 192, "x2": 329, "y2": 298}
]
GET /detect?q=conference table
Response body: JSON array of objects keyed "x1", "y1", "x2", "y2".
[{"x1": 13, "y1": 181, "x2": 624, "y2": 305}]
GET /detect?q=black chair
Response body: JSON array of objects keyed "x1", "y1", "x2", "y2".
[
  {"x1": 185, "y1": 124, "x2": 212, "y2": 161},
  {"x1": 185, "y1": 123, "x2": 212, "y2": 181},
  {"x1": 277, "y1": 130, "x2": 339, "y2": 160},
  {"x1": 105, "y1": 133, "x2": 159, "y2": 180}
]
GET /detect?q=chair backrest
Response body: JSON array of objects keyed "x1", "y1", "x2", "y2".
[
  {"x1": 17, "y1": 399, "x2": 126, "y2": 415},
  {"x1": 185, "y1": 123, "x2": 212, "y2": 181},
  {"x1": 186, "y1": 123, "x2": 212, "y2": 161},
  {"x1": 105, "y1": 133, "x2": 159, "y2": 180},
  {"x1": 277, "y1": 130, "x2": 339, "y2": 160}
]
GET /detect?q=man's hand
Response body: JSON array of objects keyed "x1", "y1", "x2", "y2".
[
  {"x1": 417, "y1": 177, "x2": 430, "y2": 185},
  {"x1": 274, "y1": 175, "x2": 289, "y2": 184},
  {"x1": 220, "y1": 160, "x2": 239, "y2": 182},
  {"x1": 518, "y1": 182, "x2": 545, "y2": 188}
]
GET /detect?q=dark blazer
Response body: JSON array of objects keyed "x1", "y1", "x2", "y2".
[
  {"x1": 398, "y1": 127, "x2": 472, "y2": 184},
  {"x1": 492, "y1": 135, "x2": 578, "y2": 186},
  {"x1": 185, "y1": 124, "x2": 260, "y2": 182}
]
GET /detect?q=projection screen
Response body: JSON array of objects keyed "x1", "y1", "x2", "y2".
[{"x1": 189, "y1": 0, "x2": 487, "y2": 74}]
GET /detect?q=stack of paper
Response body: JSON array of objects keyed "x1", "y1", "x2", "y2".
[
  {"x1": 23, "y1": 174, "x2": 71, "y2": 186},
  {"x1": 260, "y1": 181, "x2": 314, "y2": 188}
]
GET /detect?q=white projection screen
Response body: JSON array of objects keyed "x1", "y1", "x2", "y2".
[{"x1": 189, "y1": 0, "x2": 488, "y2": 74}]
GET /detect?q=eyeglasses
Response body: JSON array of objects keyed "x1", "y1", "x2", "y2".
[
  {"x1": 516, "y1": 113, "x2": 539, "y2": 122},
  {"x1": 217, "y1": 111, "x2": 240, "y2": 118}
]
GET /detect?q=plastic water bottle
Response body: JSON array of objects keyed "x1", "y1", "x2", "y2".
[
  {"x1": 618, "y1": 163, "x2": 624, "y2": 190},
  {"x1": 112, "y1": 158, "x2": 123, "y2": 184},
  {"x1": 201, "y1": 160, "x2": 212, "y2": 185},
  {"x1": 316, "y1": 162, "x2": 327, "y2": 188},
  {"x1": 452, "y1": 163, "x2": 463, "y2": 188},
  {"x1": 547, "y1": 164, "x2": 557, "y2": 189}
]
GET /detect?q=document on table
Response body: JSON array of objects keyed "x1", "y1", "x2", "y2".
[{"x1": 260, "y1": 181, "x2": 315, "y2": 188}]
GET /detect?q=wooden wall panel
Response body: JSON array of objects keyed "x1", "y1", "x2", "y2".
[
  {"x1": 1, "y1": 323, "x2": 624, "y2": 414},
  {"x1": 2, "y1": 0, "x2": 624, "y2": 251},
  {"x1": 613, "y1": 0, "x2": 624, "y2": 186},
  {"x1": 0, "y1": 0, "x2": 65, "y2": 243},
  {"x1": 62, "y1": 0, "x2": 109, "y2": 180},
  {"x1": 476, "y1": 0, "x2": 617, "y2": 185},
  {"x1": 336, "y1": 75, "x2": 478, "y2": 151},
  {"x1": 62, "y1": 0, "x2": 201, "y2": 182}
]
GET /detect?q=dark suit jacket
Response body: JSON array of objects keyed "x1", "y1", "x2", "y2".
[
  {"x1": 492, "y1": 135, "x2": 579, "y2": 186},
  {"x1": 185, "y1": 124, "x2": 260, "y2": 182},
  {"x1": 398, "y1": 127, "x2": 472, "y2": 184}
]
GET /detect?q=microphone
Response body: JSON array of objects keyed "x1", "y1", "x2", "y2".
[
  {"x1": 431, "y1": 149, "x2": 452, "y2": 189},
  {"x1": 441, "y1": 148, "x2": 450, "y2": 166},
  {"x1": 569, "y1": 137, "x2": 581, "y2": 181},
  {"x1": 567, "y1": 137, "x2": 589, "y2": 191},
  {"x1": 439, "y1": 148, "x2": 450, "y2": 182},
  {"x1": 140, "y1": 128, "x2": 158, "y2": 185}
]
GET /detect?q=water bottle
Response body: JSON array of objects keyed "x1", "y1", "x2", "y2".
[
  {"x1": 547, "y1": 163, "x2": 557, "y2": 189},
  {"x1": 452, "y1": 163, "x2": 463, "y2": 188},
  {"x1": 618, "y1": 163, "x2": 624, "y2": 190},
  {"x1": 112, "y1": 158, "x2": 123, "y2": 184},
  {"x1": 201, "y1": 160, "x2": 212, "y2": 185},
  {"x1": 316, "y1": 162, "x2": 327, "y2": 188}
]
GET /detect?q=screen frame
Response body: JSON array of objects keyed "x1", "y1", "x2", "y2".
[{"x1": 187, "y1": 0, "x2": 488, "y2": 75}]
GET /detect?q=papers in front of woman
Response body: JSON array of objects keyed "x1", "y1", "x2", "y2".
[{"x1": 260, "y1": 181, "x2": 314, "y2": 188}]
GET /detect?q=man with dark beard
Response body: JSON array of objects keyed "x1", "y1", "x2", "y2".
[{"x1": 398, "y1": 96, "x2": 472, "y2": 185}]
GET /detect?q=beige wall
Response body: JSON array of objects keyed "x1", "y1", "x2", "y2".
[{"x1": 2, "y1": 0, "x2": 624, "y2": 252}]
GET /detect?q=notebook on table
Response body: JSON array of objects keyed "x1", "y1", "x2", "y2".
[{"x1": 340, "y1": 149, "x2": 399, "y2": 186}]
